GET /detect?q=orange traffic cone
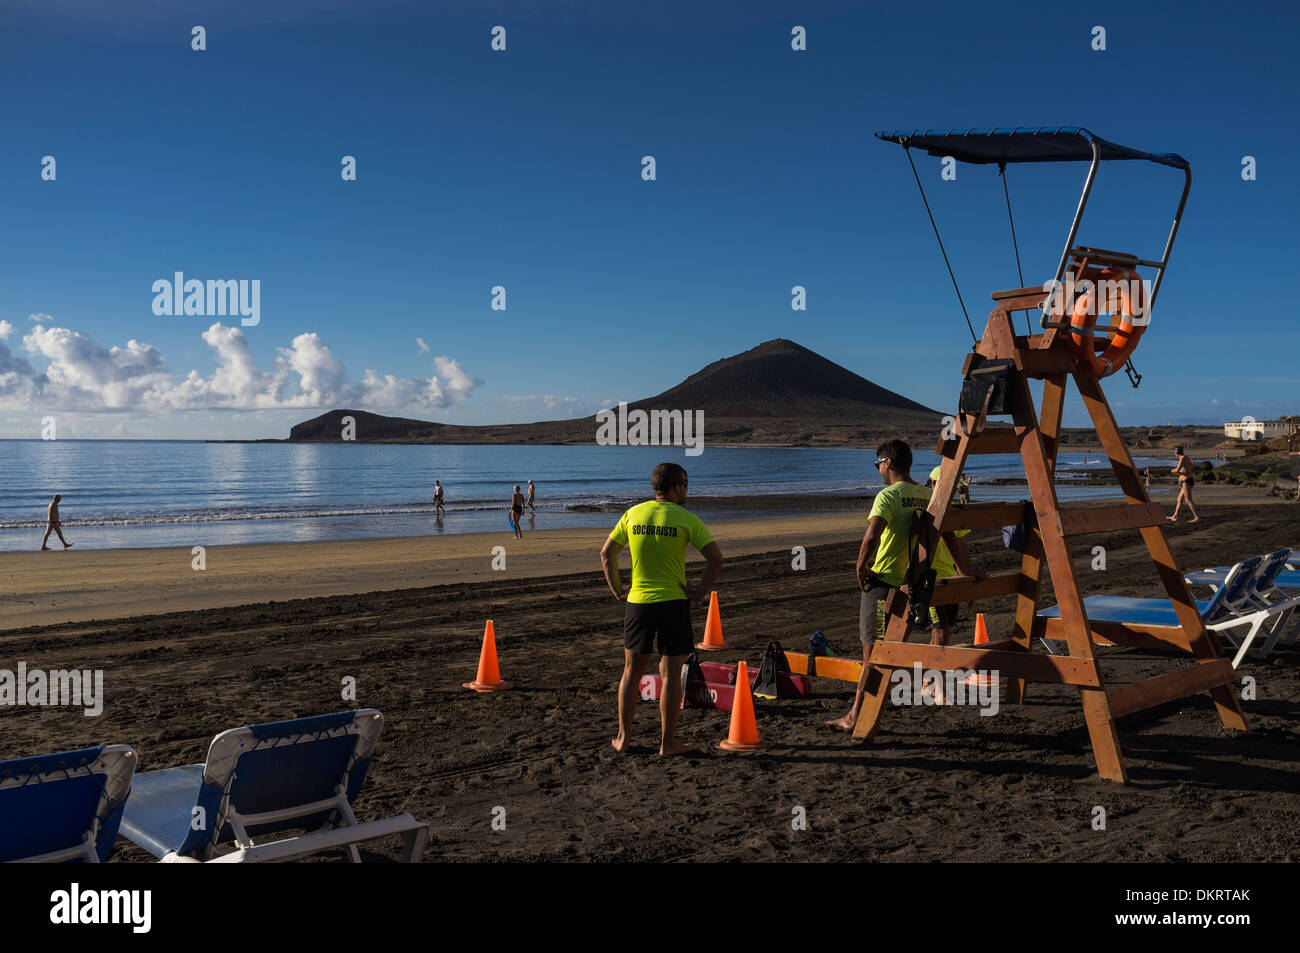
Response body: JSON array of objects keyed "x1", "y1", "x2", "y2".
[
  {"x1": 695, "y1": 591, "x2": 729, "y2": 651},
  {"x1": 719, "y1": 661, "x2": 768, "y2": 751},
  {"x1": 963, "y1": 613, "x2": 1005, "y2": 689},
  {"x1": 463, "y1": 620, "x2": 514, "y2": 693}
]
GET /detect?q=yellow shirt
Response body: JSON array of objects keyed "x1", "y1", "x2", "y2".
[
  {"x1": 930, "y1": 530, "x2": 971, "y2": 579},
  {"x1": 609, "y1": 500, "x2": 715, "y2": 604},
  {"x1": 868, "y1": 481, "x2": 932, "y2": 587}
]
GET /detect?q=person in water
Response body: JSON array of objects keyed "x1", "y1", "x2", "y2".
[{"x1": 509, "y1": 485, "x2": 526, "y2": 539}]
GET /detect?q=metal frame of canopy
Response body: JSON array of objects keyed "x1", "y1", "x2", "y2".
[{"x1": 876, "y1": 127, "x2": 1192, "y2": 327}]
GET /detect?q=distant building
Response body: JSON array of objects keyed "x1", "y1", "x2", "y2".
[{"x1": 1224, "y1": 419, "x2": 1291, "y2": 440}]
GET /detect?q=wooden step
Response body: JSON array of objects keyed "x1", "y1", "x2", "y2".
[
  {"x1": 931, "y1": 569, "x2": 1026, "y2": 605},
  {"x1": 1054, "y1": 502, "x2": 1166, "y2": 536},
  {"x1": 1070, "y1": 245, "x2": 1140, "y2": 267},
  {"x1": 866, "y1": 641, "x2": 1103, "y2": 687},
  {"x1": 937, "y1": 426, "x2": 1021, "y2": 457},
  {"x1": 937, "y1": 502, "x2": 1029, "y2": 532}
]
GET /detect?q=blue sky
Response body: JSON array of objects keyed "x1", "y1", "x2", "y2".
[{"x1": 1, "y1": 0, "x2": 1296, "y2": 438}]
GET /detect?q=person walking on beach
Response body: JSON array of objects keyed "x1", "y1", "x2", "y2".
[
  {"x1": 41, "y1": 494, "x2": 73, "y2": 551},
  {"x1": 433, "y1": 479, "x2": 445, "y2": 517},
  {"x1": 1167, "y1": 446, "x2": 1200, "y2": 523},
  {"x1": 601, "y1": 462, "x2": 723, "y2": 757},
  {"x1": 509, "y1": 485, "x2": 525, "y2": 539},
  {"x1": 827, "y1": 440, "x2": 961, "y2": 733},
  {"x1": 526, "y1": 479, "x2": 536, "y2": 515}
]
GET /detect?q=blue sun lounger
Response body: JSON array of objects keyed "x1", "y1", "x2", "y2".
[
  {"x1": 1041, "y1": 556, "x2": 1300, "y2": 668},
  {"x1": 0, "y1": 745, "x2": 137, "y2": 863},
  {"x1": 120, "y1": 709, "x2": 427, "y2": 863}
]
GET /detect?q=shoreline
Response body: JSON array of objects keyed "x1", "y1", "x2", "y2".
[
  {"x1": 1, "y1": 486, "x2": 1288, "y2": 633},
  {"x1": 0, "y1": 512, "x2": 862, "y2": 632}
]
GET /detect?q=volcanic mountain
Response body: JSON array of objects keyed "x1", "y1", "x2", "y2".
[{"x1": 288, "y1": 339, "x2": 942, "y2": 447}]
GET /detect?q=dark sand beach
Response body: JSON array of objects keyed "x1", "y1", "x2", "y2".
[{"x1": 3, "y1": 489, "x2": 1298, "y2": 862}]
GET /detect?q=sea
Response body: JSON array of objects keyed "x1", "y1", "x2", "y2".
[{"x1": 0, "y1": 441, "x2": 1178, "y2": 552}]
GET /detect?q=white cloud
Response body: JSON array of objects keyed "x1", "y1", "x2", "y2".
[
  {"x1": 0, "y1": 320, "x2": 481, "y2": 413},
  {"x1": 0, "y1": 338, "x2": 39, "y2": 405},
  {"x1": 0, "y1": 320, "x2": 13, "y2": 340},
  {"x1": 22, "y1": 324, "x2": 170, "y2": 409},
  {"x1": 415, "y1": 337, "x2": 430, "y2": 353},
  {"x1": 29, "y1": 312, "x2": 51, "y2": 323},
  {"x1": 432, "y1": 355, "x2": 479, "y2": 404}
]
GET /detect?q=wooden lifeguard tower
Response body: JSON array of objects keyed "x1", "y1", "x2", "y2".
[{"x1": 851, "y1": 129, "x2": 1247, "y2": 782}]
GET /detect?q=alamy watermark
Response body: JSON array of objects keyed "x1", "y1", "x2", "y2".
[
  {"x1": 1041, "y1": 272, "x2": 1150, "y2": 325},
  {"x1": 1, "y1": 662, "x2": 103, "y2": 716},
  {"x1": 889, "y1": 662, "x2": 1000, "y2": 716},
  {"x1": 595, "y1": 401, "x2": 704, "y2": 456},
  {"x1": 50, "y1": 883, "x2": 151, "y2": 933},
  {"x1": 152, "y1": 272, "x2": 260, "y2": 326}
]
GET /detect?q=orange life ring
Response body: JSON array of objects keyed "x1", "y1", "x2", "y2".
[{"x1": 1067, "y1": 267, "x2": 1147, "y2": 378}]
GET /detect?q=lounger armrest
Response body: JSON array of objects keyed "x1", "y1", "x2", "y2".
[
  {"x1": 12, "y1": 834, "x2": 99, "y2": 864},
  {"x1": 203, "y1": 813, "x2": 428, "y2": 863}
]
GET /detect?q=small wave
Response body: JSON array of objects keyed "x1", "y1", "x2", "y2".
[{"x1": 0, "y1": 501, "x2": 570, "y2": 529}]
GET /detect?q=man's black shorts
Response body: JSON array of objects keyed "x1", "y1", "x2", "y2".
[
  {"x1": 624, "y1": 600, "x2": 693, "y2": 656},
  {"x1": 860, "y1": 581, "x2": 896, "y2": 644}
]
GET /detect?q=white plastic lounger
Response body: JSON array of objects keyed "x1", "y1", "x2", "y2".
[
  {"x1": 1185, "y1": 549, "x2": 1299, "y2": 596},
  {"x1": 0, "y1": 745, "x2": 136, "y2": 863},
  {"x1": 1040, "y1": 555, "x2": 1300, "y2": 668},
  {"x1": 1187, "y1": 568, "x2": 1300, "y2": 590},
  {"x1": 1038, "y1": 557, "x2": 1258, "y2": 658},
  {"x1": 120, "y1": 709, "x2": 427, "y2": 863},
  {"x1": 1185, "y1": 549, "x2": 1300, "y2": 655}
]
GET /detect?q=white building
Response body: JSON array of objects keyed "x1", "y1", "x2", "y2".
[{"x1": 1224, "y1": 419, "x2": 1291, "y2": 440}]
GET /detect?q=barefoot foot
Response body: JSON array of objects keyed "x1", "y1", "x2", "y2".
[
  {"x1": 825, "y1": 716, "x2": 856, "y2": 733},
  {"x1": 610, "y1": 737, "x2": 631, "y2": 753},
  {"x1": 659, "y1": 741, "x2": 697, "y2": 757}
]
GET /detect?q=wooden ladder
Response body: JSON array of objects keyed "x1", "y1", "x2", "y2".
[{"x1": 848, "y1": 284, "x2": 1247, "y2": 782}]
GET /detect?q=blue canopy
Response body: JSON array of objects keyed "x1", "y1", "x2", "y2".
[{"x1": 876, "y1": 127, "x2": 1190, "y2": 172}]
